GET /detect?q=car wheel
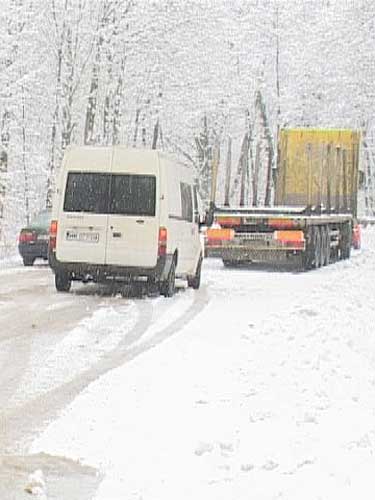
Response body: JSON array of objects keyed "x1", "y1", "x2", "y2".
[
  {"x1": 55, "y1": 272, "x2": 71, "y2": 292},
  {"x1": 188, "y1": 255, "x2": 202, "y2": 289},
  {"x1": 222, "y1": 259, "x2": 238, "y2": 267},
  {"x1": 23, "y1": 257, "x2": 35, "y2": 266},
  {"x1": 160, "y1": 258, "x2": 176, "y2": 297}
]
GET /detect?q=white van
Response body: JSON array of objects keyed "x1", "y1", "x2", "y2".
[{"x1": 49, "y1": 146, "x2": 204, "y2": 296}]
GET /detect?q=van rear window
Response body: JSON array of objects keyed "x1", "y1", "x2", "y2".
[
  {"x1": 64, "y1": 173, "x2": 110, "y2": 213},
  {"x1": 110, "y1": 175, "x2": 156, "y2": 216},
  {"x1": 63, "y1": 172, "x2": 156, "y2": 216}
]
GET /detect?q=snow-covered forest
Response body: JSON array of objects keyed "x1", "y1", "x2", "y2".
[{"x1": 1, "y1": 0, "x2": 375, "y2": 248}]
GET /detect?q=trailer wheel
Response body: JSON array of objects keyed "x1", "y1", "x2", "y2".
[
  {"x1": 302, "y1": 227, "x2": 314, "y2": 270},
  {"x1": 321, "y1": 226, "x2": 330, "y2": 266},
  {"x1": 340, "y1": 223, "x2": 351, "y2": 260},
  {"x1": 313, "y1": 227, "x2": 322, "y2": 269}
]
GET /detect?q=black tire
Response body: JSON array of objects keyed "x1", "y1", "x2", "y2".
[
  {"x1": 223, "y1": 259, "x2": 237, "y2": 268},
  {"x1": 341, "y1": 223, "x2": 351, "y2": 260},
  {"x1": 302, "y1": 228, "x2": 314, "y2": 270},
  {"x1": 160, "y1": 258, "x2": 176, "y2": 297},
  {"x1": 188, "y1": 256, "x2": 202, "y2": 289},
  {"x1": 321, "y1": 226, "x2": 330, "y2": 266},
  {"x1": 55, "y1": 272, "x2": 71, "y2": 292},
  {"x1": 312, "y1": 227, "x2": 322, "y2": 269},
  {"x1": 23, "y1": 256, "x2": 35, "y2": 266}
]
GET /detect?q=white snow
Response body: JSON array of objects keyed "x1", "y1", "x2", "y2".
[
  {"x1": 10, "y1": 302, "x2": 139, "y2": 407},
  {"x1": 31, "y1": 228, "x2": 375, "y2": 500},
  {"x1": 25, "y1": 469, "x2": 47, "y2": 499}
]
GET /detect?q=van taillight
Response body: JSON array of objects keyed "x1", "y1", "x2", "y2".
[
  {"x1": 158, "y1": 227, "x2": 167, "y2": 257},
  {"x1": 49, "y1": 220, "x2": 58, "y2": 250}
]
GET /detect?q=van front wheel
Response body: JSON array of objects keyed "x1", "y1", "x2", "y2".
[
  {"x1": 160, "y1": 259, "x2": 176, "y2": 297},
  {"x1": 55, "y1": 271, "x2": 71, "y2": 292}
]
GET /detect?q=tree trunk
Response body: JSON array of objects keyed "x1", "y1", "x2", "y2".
[
  {"x1": 256, "y1": 90, "x2": 275, "y2": 206},
  {"x1": 362, "y1": 126, "x2": 374, "y2": 215},
  {"x1": 84, "y1": 33, "x2": 103, "y2": 145},
  {"x1": 224, "y1": 137, "x2": 232, "y2": 206},
  {"x1": 253, "y1": 141, "x2": 261, "y2": 206},
  {"x1": 0, "y1": 111, "x2": 10, "y2": 239},
  {"x1": 21, "y1": 84, "x2": 30, "y2": 224},
  {"x1": 239, "y1": 135, "x2": 249, "y2": 206},
  {"x1": 152, "y1": 119, "x2": 160, "y2": 149},
  {"x1": 133, "y1": 108, "x2": 141, "y2": 147},
  {"x1": 112, "y1": 55, "x2": 126, "y2": 145}
]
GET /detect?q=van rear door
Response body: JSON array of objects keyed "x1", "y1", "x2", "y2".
[
  {"x1": 56, "y1": 148, "x2": 112, "y2": 264},
  {"x1": 105, "y1": 150, "x2": 159, "y2": 268}
]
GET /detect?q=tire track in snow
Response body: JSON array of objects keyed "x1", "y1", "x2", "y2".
[{"x1": 0, "y1": 285, "x2": 210, "y2": 453}]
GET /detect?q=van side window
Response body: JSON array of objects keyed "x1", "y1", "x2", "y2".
[{"x1": 180, "y1": 182, "x2": 193, "y2": 222}]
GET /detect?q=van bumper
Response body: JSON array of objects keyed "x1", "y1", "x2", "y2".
[{"x1": 48, "y1": 250, "x2": 172, "y2": 283}]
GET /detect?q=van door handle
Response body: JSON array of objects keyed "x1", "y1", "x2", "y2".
[
  {"x1": 113, "y1": 232, "x2": 122, "y2": 238},
  {"x1": 136, "y1": 219, "x2": 144, "y2": 224}
]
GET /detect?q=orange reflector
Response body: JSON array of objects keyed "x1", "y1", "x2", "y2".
[
  {"x1": 206, "y1": 228, "x2": 235, "y2": 242},
  {"x1": 216, "y1": 217, "x2": 242, "y2": 227},
  {"x1": 274, "y1": 230, "x2": 304, "y2": 242},
  {"x1": 268, "y1": 218, "x2": 297, "y2": 229}
]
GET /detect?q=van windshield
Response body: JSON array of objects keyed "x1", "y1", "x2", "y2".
[{"x1": 63, "y1": 172, "x2": 156, "y2": 216}]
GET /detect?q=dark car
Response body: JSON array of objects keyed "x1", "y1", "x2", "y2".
[{"x1": 18, "y1": 210, "x2": 51, "y2": 266}]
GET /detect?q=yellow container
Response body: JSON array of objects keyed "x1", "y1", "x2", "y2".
[{"x1": 275, "y1": 128, "x2": 361, "y2": 215}]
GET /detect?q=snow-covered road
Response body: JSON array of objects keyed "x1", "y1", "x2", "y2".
[{"x1": 2, "y1": 229, "x2": 375, "y2": 499}]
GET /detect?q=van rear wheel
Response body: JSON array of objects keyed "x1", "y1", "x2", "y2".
[
  {"x1": 160, "y1": 259, "x2": 176, "y2": 297},
  {"x1": 188, "y1": 256, "x2": 202, "y2": 289},
  {"x1": 55, "y1": 271, "x2": 71, "y2": 292}
]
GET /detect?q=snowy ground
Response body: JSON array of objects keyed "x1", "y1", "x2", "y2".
[{"x1": 26, "y1": 228, "x2": 375, "y2": 500}]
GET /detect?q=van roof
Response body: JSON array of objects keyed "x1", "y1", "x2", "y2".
[{"x1": 64, "y1": 146, "x2": 194, "y2": 172}]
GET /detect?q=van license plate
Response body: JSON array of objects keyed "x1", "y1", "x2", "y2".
[{"x1": 66, "y1": 231, "x2": 99, "y2": 243}]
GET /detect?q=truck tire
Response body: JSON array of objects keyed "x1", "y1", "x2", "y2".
[
  {"x1": 313, "y1": 227, "x2": 322, "y2": 269},
  {"x1": 339, "y1": 223, "x2": 351, "y2": 260},
  {"x1": 160, "y1": 258, "x2": 176, "y2": 297},
  {"x1": 321, "y1": 226, "x2": 330, "y2": 266},
  {"x1": 302, "y1": 227, "x2": 314, "y2": 270},
  {"x1": 188, "y1": 255, "x2": 202, "y2": 289},
  {"x1": 55, "y1": 271, "x2": 71, "y2": 292}
]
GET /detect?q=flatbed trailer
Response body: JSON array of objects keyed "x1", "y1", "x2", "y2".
[
  {"x1": 205, "y1": 205, "x2": 353, "y2": 269},
  {"x1": 205, "y1": 129, "x2": 361, "y2": 269}
]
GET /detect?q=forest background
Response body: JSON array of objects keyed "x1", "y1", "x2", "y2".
[{"x1": 1, "y1": 0, "x2": 375, "y2": 251}]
